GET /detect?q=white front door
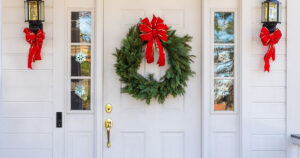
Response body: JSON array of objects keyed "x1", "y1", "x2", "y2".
[{"x1": 102, "y1": 0, "x2": 202, "y2": 158}]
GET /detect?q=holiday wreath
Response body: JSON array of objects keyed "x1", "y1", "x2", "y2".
[{"x1": 114, "y1": 15, "x2": 194, "y2": 104}]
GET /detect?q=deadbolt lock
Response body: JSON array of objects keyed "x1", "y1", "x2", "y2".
[{"x1": 105, "y1": 104, "x2": 112, "y2": 113}]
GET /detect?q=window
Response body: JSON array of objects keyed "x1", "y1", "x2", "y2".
[
  {"x1": 69, "y1": 11, "x2": 93, "y2": 111},
  {"x1": 213, "y1": 11, "x2": 236, "y2": 111}
]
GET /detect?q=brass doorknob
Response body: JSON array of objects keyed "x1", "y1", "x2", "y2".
[{"x1": 105, "y1": 118, "x2": 113, "y2": 148}]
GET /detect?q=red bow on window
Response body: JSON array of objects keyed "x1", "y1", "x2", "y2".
[
  {"x1": 260, "y1": 27, "x2": 282, "y2": 72},
  {"x1": 24, "y1": 28, "x2": 45, "y2": 69},
  {"x1": 139, "y1": 15, "x2": 169, "y2": 66}
]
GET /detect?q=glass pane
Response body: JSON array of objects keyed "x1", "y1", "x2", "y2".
[
  {"x1": 278, "y1": 2, "x2": 282, "y2": 23},
  {"x1": 71, "y1": 79, "x2": 91, "y2": 110},
  {"x1": 214, "y1": 46, "x2": 234, "y2": 77},
  {"x1": 24, "y1": 1, "x2": 29, "y2": 21},
  {"x1": 39, "y1": 1, "x2": 45, "y2": 21},
  {"x1": 261, "y1": 2, "x2": 268, "y2": 22},
  {"x1": 71, "y1": 45, "x2": 91, "y2": 77},
  {"x1": 214, "y1": 12, "x2": 234, "y2": 43},
  {"x1": 269, "y1": 2, "x2": 278, "y2": 22},
  {"x1": 29, "y1": 1, "x2": 38, "y2": 21},
  {"x1": 214, "y1": 79, "x2": 234, "y2": 111},
  {"x1": 71, "y1": 12, "x2": 91, "y2": 43}
]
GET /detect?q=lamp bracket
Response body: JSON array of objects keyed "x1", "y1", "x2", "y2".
[{"x1": 29, "y1": 21, "x2": 43, "y2": 33}]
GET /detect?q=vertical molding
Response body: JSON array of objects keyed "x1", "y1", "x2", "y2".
[
  {"x1": 0, "y1": 0, "x2": 2, "y2": 104},
  {"x1": 53, "y1": 0, "x2": 66, "y2": 157},
  {"x1": 201, "y1": 0, "x2": 210, "y2": 157},
  {"x1": 240, "y1": 0, "x2": 252, "y2": 157},
  {"x1": 95, "y1": 0, "x2": 104, "y2": 158},
  {"x1": 287, "y1": 0, "x2": 300, "y2": 158}
]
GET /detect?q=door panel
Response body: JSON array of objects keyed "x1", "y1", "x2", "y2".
[{"x1": 103, "y1": 0, "x2": 201, "y2": 157}]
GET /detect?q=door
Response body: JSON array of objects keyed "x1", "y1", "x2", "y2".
[{"x1": 103, "y1": 0, "x2": 202, "y2": 157}]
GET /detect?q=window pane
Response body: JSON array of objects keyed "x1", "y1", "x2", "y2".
[
  {"x1": 214, "y1": 79, "x2": 234, "y2": 111},
  {"x1": 214, "y1": 45, "x2": 234, "y2": 77},
  {"x1": 29, "y1": 1, "x2": 38, "y2": 21},
  {"x1": 71, "y1": 79, "x2": 91, "y2": 110},
  {"x1": 71, "y1": 45, "x2": 91, "y2": 77},
  {"x1": 71, "y1": 12, "x2": 91, "y2": 43},
  {"x1": 268, "y1": 2, "x2": 278, "y2": 22},
  {"x1": 214, "y1": 12, "x2": 234, "y2": 43}
]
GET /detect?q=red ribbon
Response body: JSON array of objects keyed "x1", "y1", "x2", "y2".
[
  {"x1": 260, "y1": 27, "x2": 282, "y2": 72},
  {"x1": 139, "y1": 15, "x2": 169, "y2": 66},
  {"x1": 24, "y1": 28, "x2": 45, "y2": 69}
]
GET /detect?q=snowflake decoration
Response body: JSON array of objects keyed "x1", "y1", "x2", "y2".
[
  {"x1": 75, "y1": 51, "x2": 87, "y2": 64},
  {"x1": 75, "y1": 85, "x2": 86, "y2": 98}
]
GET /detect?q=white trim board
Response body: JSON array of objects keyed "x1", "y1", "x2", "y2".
[{"x1": 287, "y1": 0, "x2": 300, "y2": 158}]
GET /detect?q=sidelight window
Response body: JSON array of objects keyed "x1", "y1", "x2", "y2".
[
  {"x1": 68, "y1": 11, "x2": 93, "y2": 111},
  {"x1": 213, "y1": 11, "x2": 237, "y2": 112}
]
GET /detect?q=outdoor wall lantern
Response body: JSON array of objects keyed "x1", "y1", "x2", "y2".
[
  {"x1": 24, "y1": 0, "x2": 45, "y2": 69},
  {"x1": 24, "y1": 0, "x2": 45, "y2": 33},
  {"x1": 261, "y1": 0, "x2": 282, "y2": 33},
  {"x1": 260, "y1": 0, "x2": 282, "y2": 72}
]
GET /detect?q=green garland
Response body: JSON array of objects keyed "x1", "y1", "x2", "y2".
[{"x1": 114, "y1": 24, "x2": 194, "y2": 104}]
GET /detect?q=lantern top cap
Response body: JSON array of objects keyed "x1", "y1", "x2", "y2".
[{"x1": 264, "y1": 0, "x2": 280, "y2": 2}]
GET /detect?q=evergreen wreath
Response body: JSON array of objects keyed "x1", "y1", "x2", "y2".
[{"x1": 114, "y1": 18, "x2": 194, "y2": 104}]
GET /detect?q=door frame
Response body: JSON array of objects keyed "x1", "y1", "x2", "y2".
[
  {"x1": 95, "y1": 0, "x2": 104, "y2": 158},
  {"x1": 53, "y1": 0, "x2": 204, "y2": 158}
]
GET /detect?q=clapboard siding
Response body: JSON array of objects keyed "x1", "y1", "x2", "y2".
[
  {"x1": 0, "y1": 149, "x2": 52, "y2": 158},
  {"x1": 0, "y1": 102, "x2": 52, "y2": 118},
  {"x1": 3, "y1": 38, "x2": 53, "y2": 54},
  {"x1": 0, "y1": 0, "x2": 53, "y2": 158},
  {"x1": 2, "y1": 7, "x2": 53, "y2": 23},
  {"x1": 2, "y1": 23, "x2": 53, "y2": 39},
  {"x1": 248, "y1": 0, "x2": 287, "y2": 157},
  {"x1": 2, "y1": 54, "x2": 53, "y2": 70}
]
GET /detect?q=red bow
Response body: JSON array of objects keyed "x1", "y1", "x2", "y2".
[
  {"x1": 260, "y1": 27, "x2": 282, "y2": 72},
  {"x1": 139, "y1": 15, "x2": 169, "y2": 66},
  {"x1": 24, "y1": 28, "x2": 45, "y2": 69}
]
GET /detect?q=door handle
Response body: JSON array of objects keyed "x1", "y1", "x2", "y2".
[{"x1": 105, "y1": 118, "x2": 113, "y2": 148}]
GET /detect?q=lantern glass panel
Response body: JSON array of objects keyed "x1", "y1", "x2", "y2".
[
  {"x1": 261, "y1": 2, "x2": 268, "y2": 22},
  {"x1": 278, "y1": 2, "x2": 282, "y2": 23},
  {"x1": 24, "y1": 1, "x2": 29, "y2": 21},
  {"x1": 28, "y1": 1, "x2": 38, "y2": 21},
  {"x1": 39, "y1": 1, "x2": 45, "y2": 21},
  {"x1": 268, "y1": 2, "x2": 278, "y2": 22}
]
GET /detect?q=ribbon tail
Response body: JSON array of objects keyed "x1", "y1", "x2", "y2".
[
  {"x1": 145, "y1": 39, "x2": 154, "y2": 63},
  {"x1": 28, "y1": 45, "x2": 35, "y2": 69},
  {"x1": 264, "y1": 45, "x2": 273, "y2": 72},
  {"x1": 155, "y1": 37, "x2": 165, "y2": 67},
  {"x1": 35, "y1": 45, "x2": 42, "y2": 60},
  {"x1": 271, "y1": 44, "x2": 275, "y2": 61},
  {"x1": 264, "y1": 56, "x2": 270, "y2": 72}
]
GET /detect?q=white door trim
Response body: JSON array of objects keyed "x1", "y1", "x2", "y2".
[
  {"x1": 240, "y1": 0, "x2": 251, "y2": 157},
  {"x1": 0, "y1": 0, "x2": 2, "y2": 104},
  {"x1": 53, "y1": 0, "x2": 66, "y2": 158},
  {"x1": 95, "y1": 0, "x2": 104, "y2": 158},
  {"x1": 53, "y1": 0, "x2": 202, "y2": 157},
  {"x1": 287, "y1": 0, "x2": 300, "y2": 157}
]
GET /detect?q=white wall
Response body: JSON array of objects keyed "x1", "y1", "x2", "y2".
[
  {"x1": 0, "y1": 0, "x2": 54, "y2": 158},
  {"x1": 0, "y1": 0, "x2": 294, "y2": 158},
  {"x1": 242, "y1": 0, "x2": 287, "y2": 158}
]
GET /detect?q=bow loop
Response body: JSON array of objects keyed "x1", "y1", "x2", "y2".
[
  {"x1": 139, "y1": 15, "x2": 169, "y2": 66},
  {"x1": 24, "y1": 28, "x2": 45, "y2": 69},
  {"x1": 259, "y1": 27, "x2": 282, "y2": 72}
]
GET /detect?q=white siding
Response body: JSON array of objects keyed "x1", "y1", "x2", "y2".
[
  {"x1": 246, "y1": 0, "x2": 287, "y2": 158},
  {"x1": 0, "y1": 0, "x2": 53, "y2": 158}
]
